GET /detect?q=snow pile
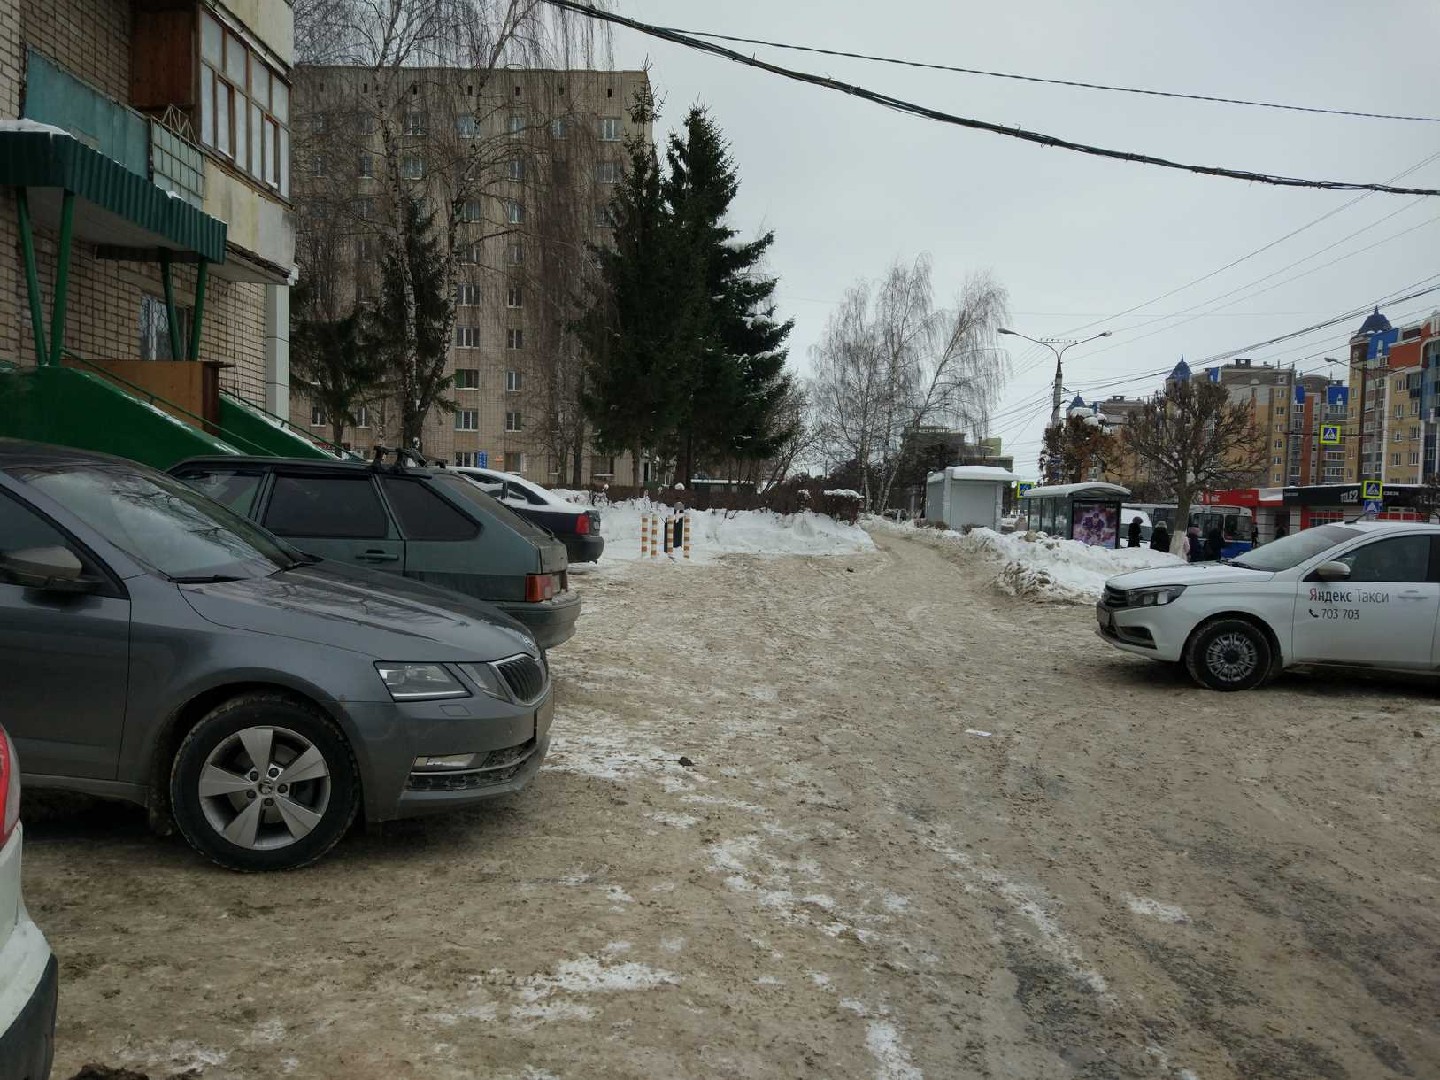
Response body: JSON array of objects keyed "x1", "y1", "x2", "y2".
[
  {"x1": 579, "y1": 498, "x2": 876, "y2": 563},
  {"x1": 878, "y1": 521, "x2": 1182, "y2": 603}
]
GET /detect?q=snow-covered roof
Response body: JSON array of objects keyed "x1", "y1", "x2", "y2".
[
  {"x1": 927, "y1": 465, "x2": 1021, "y2": 484},
  {"x1": 1021, "y1": 481, "x2": 1131, "y2": 499}
]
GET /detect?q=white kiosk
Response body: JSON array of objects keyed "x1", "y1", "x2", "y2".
[{"x1": 924, "y1": 465, "x2": 1021, "y2": 529}]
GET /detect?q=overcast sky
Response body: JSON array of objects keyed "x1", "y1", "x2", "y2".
[{"x1": 605, "y1": 0, "x2": 1440, "y2": 473}]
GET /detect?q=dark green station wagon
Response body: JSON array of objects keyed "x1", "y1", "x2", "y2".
[{"x1": 170, "y1": 456, "x2": 580, "y2": 649}]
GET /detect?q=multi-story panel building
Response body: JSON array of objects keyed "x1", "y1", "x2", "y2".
[
  {"x1": 0, "y1": 0, "x2": 295, "y2": 415},
  {"x1": 289, "y1": 64, "x2": 651, "y2": 486},
  {"x1": 1342, "y1": 309, "x2": 1432, "y2": 485}
]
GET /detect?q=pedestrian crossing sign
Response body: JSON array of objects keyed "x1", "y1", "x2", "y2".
[
  {"x1": 1362, "y1": 480, "x2": 1383, "y2": 501},
  {"x1": 1319, "y1": 424, "x2": 1341, "y2": 446}
]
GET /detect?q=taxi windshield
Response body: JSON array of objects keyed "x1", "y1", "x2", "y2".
[{"x1": 1230, "y1": 525, "x2": 1358, "y2": 571}]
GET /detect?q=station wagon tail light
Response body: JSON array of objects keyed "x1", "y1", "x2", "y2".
[
  {"x1": 0, "y1": 729, "x2": 18, "y2": 848},
  {"x1": 576, "y1": 513, "x2": 590, "y2": 535},
  {"x1": 525, "y1": 573, "x2": 558, "y2": 602}
]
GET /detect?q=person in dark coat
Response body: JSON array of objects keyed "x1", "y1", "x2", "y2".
[
  {"x1": 1127, "y1": 516, "x2": 1143, "y2": 548},
  {"x1": 1150, "y1": 522, "x2": 1171, "y2": 553},
  {"x1": 1187, "y1": 525, "x2": 1204, "y2": 562},
  {"x1": 1274, "y1": 521, "x2": 1289, "y2": 539},
  {"x1": 1204, "y1": 526, "x2": 1224, "y2": 561}
]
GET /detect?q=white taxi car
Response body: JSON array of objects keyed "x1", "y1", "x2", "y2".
[{"x1": 1098, "y1": 521, "x2": 1440, "y2": 691}]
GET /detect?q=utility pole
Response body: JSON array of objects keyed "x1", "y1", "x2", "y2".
[{"x1": 996, "y1": 328, "x2": 1113, "y2": 427}]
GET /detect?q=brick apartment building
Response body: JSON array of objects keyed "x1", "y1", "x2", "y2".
[
  {"x1": 1340, "y1": 308, "x2": 1440, "y2": 487},
  {"x1": 288, "y1": 64, "x2": 652, "y2": 486},
  {"x1": 1, "y1": 0, "x2": 295, "y2": 416}
]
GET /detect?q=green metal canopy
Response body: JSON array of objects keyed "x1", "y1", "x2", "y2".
[{"x1": 0, "y1": 128, "x2": 227, "y2": 262}]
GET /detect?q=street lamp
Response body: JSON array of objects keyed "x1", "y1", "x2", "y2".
[{"x1": 997, "y1": 328, "x2": 1113, "y2": 427}]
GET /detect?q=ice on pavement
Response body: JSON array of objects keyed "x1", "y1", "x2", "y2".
[
  {"x1": 875, "y1": 520, "x2": 1182, "y2": 604},
  {"x1": 560, "y1": 496, "x2": 876, "y2": 563}
]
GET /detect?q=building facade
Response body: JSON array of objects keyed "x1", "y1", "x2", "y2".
[
  {"x1": 0, "y1": 0, "x2": 294, "y2": 413},
  {"x1": 288, "y1": 64, "x2": 651, "y2": 486}
]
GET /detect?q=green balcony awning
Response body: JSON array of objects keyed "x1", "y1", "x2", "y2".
[{"x1": 0, "y1": 127, "x2": 226, "y2": 263}]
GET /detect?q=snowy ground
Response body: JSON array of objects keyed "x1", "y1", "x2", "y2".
[
  {"x1": 571, "y1": 497, "x2": 877, "y2": 565},
  {"x1": 22, "y1": 531, "x2": 1440, "y2": 1079},
  {"x1": 872, "y1": 519, "x2": 1183, "y2": 603}
]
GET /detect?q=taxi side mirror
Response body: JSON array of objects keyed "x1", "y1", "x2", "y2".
[{"x1": 1312, "y1": 560, "x2": 1352, "y2": 582}]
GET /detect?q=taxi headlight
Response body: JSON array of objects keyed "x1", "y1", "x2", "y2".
[{"x1": 1128, "y1": 585, "x2": 1186, "y2": 607}]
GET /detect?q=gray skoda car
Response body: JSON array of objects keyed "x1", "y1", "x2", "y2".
[{"x1": 0, "y1": 441, "x2": 553, "y2": 871}]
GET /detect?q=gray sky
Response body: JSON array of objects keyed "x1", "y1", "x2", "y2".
[{"x1": 609, "y1": 0, "x2": 1440, "y2": 474}]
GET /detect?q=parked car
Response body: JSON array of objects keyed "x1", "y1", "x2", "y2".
[
  {"x1": 453, "y1": 467, "x2": 604, "y2": 565},
  {"x1": 1098, "y1": 521, "x2": 1440, "y2": 691},
  {"x1": 0, "y1": 726, "x2": 58, "y2": 1080},
  {"x1": 1, "y1": 440, "x2": 553, "y2": 871},
  {"x1": 170, "y1": 455, "x2": 580, "y2": 649}
]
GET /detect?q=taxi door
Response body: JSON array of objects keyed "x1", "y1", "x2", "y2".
[{"x1": 1291, "y1": 533, "x2": 1440, "y2": 667}]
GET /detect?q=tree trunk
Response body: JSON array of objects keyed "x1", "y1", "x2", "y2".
[
  {"x1": 331, "y1": 421, "x2": 344, "y2": 449},
  {"x1": 632, "y1": 443, "x2": 641, "y2": 488}
]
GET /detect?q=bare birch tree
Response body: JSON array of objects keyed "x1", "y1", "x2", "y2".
[{"x1": 809, "y1": 256, "x2": 1009, "y2": 509}]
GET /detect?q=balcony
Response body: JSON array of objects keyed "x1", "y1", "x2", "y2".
[{"x1": 23, "y1": 49, "x2": 206, "y2": 208}]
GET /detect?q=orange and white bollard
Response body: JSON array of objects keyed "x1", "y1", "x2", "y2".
[
  {"x1": 648, "y1": 513, "x2": 659, "y2": 558},
  {"x1": 682, "y1": 513, "x2": 691, "y2": 560},
  {"x1": 640, "y1": 513, "x2": 649, "y2": 557}
]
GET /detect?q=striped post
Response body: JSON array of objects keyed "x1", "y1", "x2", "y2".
[
  {"x1": 663, "y1": 515, "x2": 674, "y2": 554},
  {"x1": 640, "y1": 513, "x2": 648, "y2": 556},
  {"x1": 649, "y1": 513, "x2": 659, "y2": 558},
  {"x1": 682, "y1": 513, "x2": 691, "y2": 560}
]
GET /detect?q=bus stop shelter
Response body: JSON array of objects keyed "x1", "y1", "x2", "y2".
[{"x1": 1021, "y1": 482, "x2": 1131, "y2": 548}]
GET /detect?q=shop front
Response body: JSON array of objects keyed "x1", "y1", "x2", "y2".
[{"x1": 1280, "y1": 483, "x2": 1430, "y2": 529}]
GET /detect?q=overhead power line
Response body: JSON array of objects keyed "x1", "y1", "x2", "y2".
[
  {"x1": 665, "y1": 27, "x2": 1440, "y2": 125},
  {"x1": 545, "y1": 1, "x2": 1440, "y2": 196}
]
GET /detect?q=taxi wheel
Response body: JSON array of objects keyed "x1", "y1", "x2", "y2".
[{"x1": 1185, "y1": 619, "x2": 1272, "y2": 692}]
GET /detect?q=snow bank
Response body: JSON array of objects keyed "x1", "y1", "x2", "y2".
[
  {"x1": 576, "y1": 497, "x2": 875, "y2": 563},
  {"x1": 875, "y1": 520, "x2": 1182, "y2": 604}
]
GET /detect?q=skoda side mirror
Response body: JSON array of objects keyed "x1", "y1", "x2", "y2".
[
  {"x1": 0, "y1": 546, "x2": 98, "y2": 593},
  {"x1": 1312, "y1": 560, "x2": 1352, "y2": 582}
]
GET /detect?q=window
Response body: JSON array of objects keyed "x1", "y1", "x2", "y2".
[
  {"x1": 265, "y1": 475, "x2": 388, "y2": 539},
  {"x1": 1412, "y1": 400, "x2": 1421, "y2": 416},
  {"x1": 508, "y1": 158, "x2": 526, "y2": 182},
  {"x1": 460, "y1": 200, "x2": 483, "y2": 222},
  {"x1": 1274, "y1": 406, "x2": 1288, "y2": 416},
  {"x1": 507, "y1": 113, "x2": 526, "y2": 136},
  {"x1": 309, "y1": 406, "x2": 325, "y2": 427},
  {"x1": 1338, "y1": 535, "x2": 1433, "y2": 583},
  {"x1": 310, "y1": 153, "x2": 327, "y2": 177},
  {"x1": 505, "y1": 411, "x2": 523, "y2": 432},
  {"x1": 166, "y1": 467, "x2": 264, "y2": 517},
  {"x1": 354, "y1": 196, "x2": 375, "y2": 220},
  {"x1": 456, "y1": 115, "x2": 478, "y2": 137},
  {"x1": 595, "y1": 161, "x2": 621, "y2": 184},
  {"x1": 454, "y1": 368, "x2": 479, "y2": 389},
  {"x1": 455, "y1": 451, "x2": 475, "y2": 467},
  {"x1": 1273, "y1": 438, "x2": 1284, "y2": 449},
  {"x1": 379, "y1": 478, "x2": 478, "y2": 541},
  {"x1": 139, "y1": 295, "x2": 192, "y2": 360},
  {"x1": 550, "y1": 117, "x2": 568, "y2": 139},
  {"x1": 505, "y1": 370, "x2": 522, "y2": 392},
  {"x1": 1272, "y1": 456, "x2": 1283, "y2": 465},
  {"x1": 1396, "y1": 404, "x2": 1405, "y2": 419},
  {"x1": 506, "y1": 200, "x2": 525, "y2": 224},
  {"x1": 1392, "y1": 452, "x2": 1402, "y2": 466},
  {"x1": 1410, "y1": 451, "x2": 1421, "y2": 466},
  {"x1": 404, "y1": 111, "x2": 427, "y2": 135},
  {"x1": 506, "y1": 242, "x2": 524, "y2": 265},
  {"x1": 599, "y1": 116, "x2": 622, "y2": 141},
  {"x1": 355, "y1": 405, "x2": 370, "y2": 428},
  {"x1": 455, "y1": 410, "x2": 478, "y2": 431},
  {"x1": 358, "y1": 152, "x2": 374, "y2": 178},
  {"x1": 199, "y1": 11, "x2": 290, "y2": 195},
  {"x1": 506, "y1": 286, "x2": 523, "y2": 309},
  {"x1": 455, "y1": 326, "x2": 481, "y2": 348},
  {"x1": 594, "y1": 204, "x2": 614, "y2": 228},
  {"x1": 505, "y1": 451, "x2": 525, "y2": 473},
  {"x1": 401, "y1": 155, "x2": 424, "y2": 179},
  {"x1": 1412, "y1": 426, "x2": 1422, "y2": 440},
  {"x1": 506, "y1": 328, "x2": 524, "y2": 350},
  {"x1": 457, "y1": 241, "x2": 483, "y2": 264},
  {"x1": 455, "y1": 283, "x2": 481, "y2": 306},
  {"x1": 1394, "y1": 430, "x2": 1404, "y2": 442},
  {"x1": 359, "y1": 114, "x2": 376, "y2": 135}
]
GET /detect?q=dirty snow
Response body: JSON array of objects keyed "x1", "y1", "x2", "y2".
[
  {"x1": 874, "y1": 520, "x2": 1182, "y2": 603},
  {"x1": 563, "y1": 497, "x2": 875, "y2": 563},
  {"x1": 1125, "y1": 895, "x2": 1191, "y2": 924}
]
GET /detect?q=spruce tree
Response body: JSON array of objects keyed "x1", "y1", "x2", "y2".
[
  {"x1": 364, "y1": 195, "x2": 454, "y2": 451},
  {"x1": 291, "y1": 276, "x2": 387, "y2": 449},
  {"x1": 663, "y1": 107, "x2": 794, "y2": 483}
]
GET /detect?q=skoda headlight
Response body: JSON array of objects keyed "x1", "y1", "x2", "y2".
[
  {"x1": 1128, "y1": 585, "x2": 1186, "y2": 607},
  {"x1": 455, "y1": 662, "x2": 510, "y2": 701},
  {"x1": 375, "y1": 662, "x2": 469, "y2": 700}
]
